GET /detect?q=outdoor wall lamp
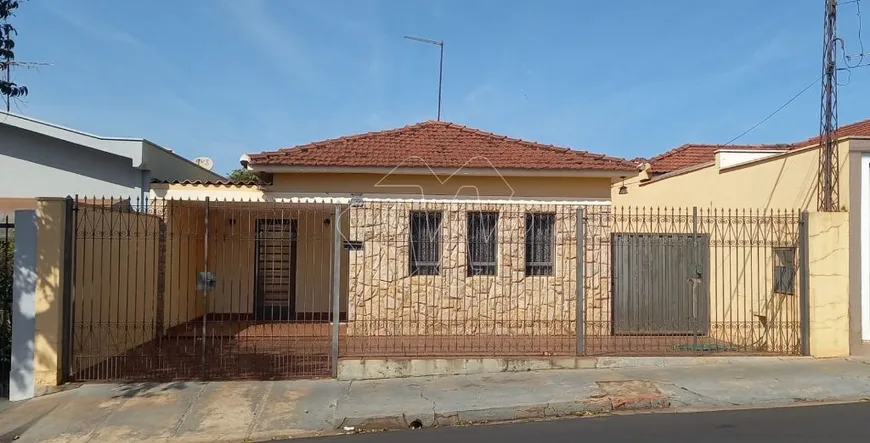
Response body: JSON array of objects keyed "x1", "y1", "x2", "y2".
[{"x1": 618, "y1": 177, "x2": 628, "y2": 195}]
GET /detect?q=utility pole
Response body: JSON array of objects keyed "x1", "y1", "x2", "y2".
[
  {"x1": 819, "y1": 0, "x2": 840, "y2": 212},
  {"x1": 404, "y1": 35, "x2": 444, "y2": 121}
]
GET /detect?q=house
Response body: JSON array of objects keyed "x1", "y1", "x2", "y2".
[
  {"x1": 146, "y1": 120, "x2": 636, "y2": 357},
  {"x1": 0, "y1": 111, "x2": 223, "y2": 217},
  {"x1": 612, "y1": 119, "x2": 870, "y2": 358}
]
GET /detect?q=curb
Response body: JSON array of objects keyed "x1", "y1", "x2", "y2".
[
  {"x1": 336, "y1": 393, "x2": 671, "y2": 431},
  {"x1": 337, "y1": 356, "x2": 815, "y2": 381}
]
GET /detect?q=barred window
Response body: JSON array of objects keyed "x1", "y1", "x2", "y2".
[
  {"x1": 773, "y1": 247, "x2": 796, "y2": 295},
  {"x1": 467, "y1": 212, "x2": 498, "y2": 276},
  {"x1": 525, "y1": 213, "x2": 555, "y2": 276},
  {"x1": 409, "y1": 211, "x2": 442, "y2": 276}
]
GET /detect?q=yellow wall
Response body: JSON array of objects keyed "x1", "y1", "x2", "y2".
[
  {"x1": 271, "y1": 172, "x2": 612, "y2": 200},
  {"x1": 34, "y1": 199, "x2": 66, "y2": 388},
  {"x1": 72, "y1": 205, "x2": 161, "y2": 372},
  {"x1": 807, "y1": 212, "x2": 850, "y2": 357},
  {"x1": 0, "y1": 197, "x2": 37, "y2": 219},
  {"x1": 613, "y1": 142, "x2": 851, "y2": 211},
  {"x1": 196, "y1": 202, "x2": 346, "y2": 316},
  {"x1": 162, "y1": 202, "x2": 205, "y2": 327}
]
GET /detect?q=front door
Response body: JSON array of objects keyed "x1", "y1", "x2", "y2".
[{"x1": 255, "y1": 219, "x2": 297, "y2": 320}]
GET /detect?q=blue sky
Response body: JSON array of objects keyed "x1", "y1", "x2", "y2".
[{"x1": 9, "y1": 0, "x2": 870, "y2": 174}]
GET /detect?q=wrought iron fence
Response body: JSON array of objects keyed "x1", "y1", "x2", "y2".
[
  {"x1": 582, "y1": 207, "x2": 804, "y2": 356},
  {"x1": 341, "y1": 202, "x2": 804, "y2": 358},
  {"x1": 64, "y1": 197, "x2": 806, "y2": 383},
  {"x1": 341, "y1": 201, "x2": 579, "y2": 357},
  {"x1": 1, "y1": 215, "x2": 13, "y2": 398}
]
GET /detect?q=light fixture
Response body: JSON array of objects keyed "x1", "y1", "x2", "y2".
[{"x1": 618, "y1": 177, "x2": 628, "y2": 195}]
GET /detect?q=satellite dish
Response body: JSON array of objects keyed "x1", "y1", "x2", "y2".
[{"x1": 193, "y1": 157, "x2": 215, "y2": 171}]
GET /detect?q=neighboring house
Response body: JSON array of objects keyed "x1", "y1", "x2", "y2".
[
  {"x1": 632, "y1": 118, "x2": 870, "y2": 179},
  {"x1": 613, "y1": 120, "x2": 870, "y2": 358},
  {"x1": 0, "y1": 111, "x2": 223, "y2": 218}
]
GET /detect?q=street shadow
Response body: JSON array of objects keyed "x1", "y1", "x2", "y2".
[
  {"x1": 112, "y1": 381, "x2": 193, "y2": 399},
  {"x1": 0, "y1": 404, "x2": 58, "y2": 443}
]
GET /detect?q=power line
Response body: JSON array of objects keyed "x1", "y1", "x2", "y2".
[
  {"x1": 843, "y1": 0, "x2": 866, "y2": 68},
  {"x1": 721, "y1": 76, "x2": 822, "y2": 146}
]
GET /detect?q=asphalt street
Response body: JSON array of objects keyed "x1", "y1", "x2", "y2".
[{"x1": 284, "y1": 402, "x2": 870, "y2": 443}]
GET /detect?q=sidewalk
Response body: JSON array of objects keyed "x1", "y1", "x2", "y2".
[{"x1": 2, "y1": 357, "x2": 870, "y2": 443}]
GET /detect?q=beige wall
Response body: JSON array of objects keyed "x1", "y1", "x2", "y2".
[
  {"x1": 162, "y1": 202, "x2": 204, "y2": 327},
  {"x1": 0, "y1": 197, "x2": 37, "y2": 219},
  {"x1": 808, "y1": 212, "x2": 850, "y2": 357},
  {"x1": 205, "y1": 203, "x2": 346, "y2": 315},
  {"x1": 271, "y1": 172, "x2": 612, "y2": 200},
  {"x1": 34, "y1": 199, "x2": 66, "y2": 388},
  {"x1": 72, "y1": 205, "x2": 161, "y2": 369},
  {"x1": 614, "y1": 141, "x2": 851, "y2": 211}
]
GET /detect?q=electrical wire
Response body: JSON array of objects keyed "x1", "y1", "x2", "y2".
[
  {"x1": 720, "y1": 76, "x2": 822, "y2": 146},
  {"x1": 844, "y1": 0, "x2": 866, "y2": 68}
]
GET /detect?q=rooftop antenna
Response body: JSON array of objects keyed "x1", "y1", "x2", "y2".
[
  {"x1": 404, "y1": 35, "x2": 444, "y2": 121},
  {"x1": 2, "y1": 60, "x2": 51, "y2": 112}
]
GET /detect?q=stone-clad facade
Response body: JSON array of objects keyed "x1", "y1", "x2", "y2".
[{"x1": 345, "y1": 201, "x2": 605, "y2": 337}]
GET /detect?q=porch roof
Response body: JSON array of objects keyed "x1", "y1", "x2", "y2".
[{"x1": 148, "y1": 182, "x2": 610, "y2": 205}]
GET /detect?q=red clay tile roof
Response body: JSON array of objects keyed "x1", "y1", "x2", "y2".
[
  {"x1": 151, "y1": 179, "x2": 265, "y2": 187},
  {"x1": 647, "y1": 118, "x2": 870, "y2": 175},
  {"x1": 247, "y1": 121, "x2": 637, "y2": 172},
  {"x1": 646, "y1": 143, "x2": 791, "y2": 174},
  {"x1": 793, "y1": 118, "x2": 870, "y2": 148}
]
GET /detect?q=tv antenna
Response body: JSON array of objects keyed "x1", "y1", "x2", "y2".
[{"x1": 2, "y1": 60, "x2": 52, "y2": 112}]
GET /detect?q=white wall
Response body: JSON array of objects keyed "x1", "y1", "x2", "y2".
[
  {"x1": 861, "y1": 153, "x2": 870, "y2": 341},
  {"x1": 0, "y1": 124, "x2": 146, "y2": 200},
  {"x1": 717, "y1": 150, "x2": 787, "y2": 169}
]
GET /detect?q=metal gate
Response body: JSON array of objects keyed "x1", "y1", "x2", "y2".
[
  {"x1": 69, "y1": 198, "x2": 337, "y2": 382},
  {"x1": 611, "y1": 233, "x2": 710, "y2": 335}
]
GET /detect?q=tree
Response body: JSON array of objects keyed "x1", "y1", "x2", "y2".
[
  {"x1": 1, "y1": 0, "x2": 27, "y2": 111},
  {"x1": 228, "y1": 168, "x2": 263, "y2": 183}
]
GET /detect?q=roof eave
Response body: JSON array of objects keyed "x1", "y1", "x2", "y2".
[{"x1": 1, "y1": 111, "x2": 147, "y2": 167}]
